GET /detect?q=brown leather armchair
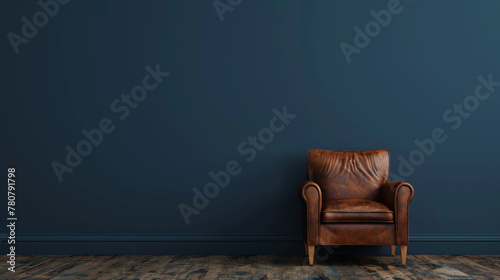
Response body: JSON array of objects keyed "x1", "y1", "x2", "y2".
[{"x1": 299, "y1": 149, "x2": 414, "y2": 265}]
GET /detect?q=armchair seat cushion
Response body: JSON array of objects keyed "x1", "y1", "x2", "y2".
[{"x1": 321, "y1": 199, "x2": 394, "y2": 223}]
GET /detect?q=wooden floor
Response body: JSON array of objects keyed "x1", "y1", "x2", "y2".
[{"x1": 1, "y1": 255, "x2": 499, "y2": 279}]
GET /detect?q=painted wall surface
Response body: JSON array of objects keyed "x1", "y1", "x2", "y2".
[{"x1": 1, "y1": 0, "x2": 499, "y2": 253}]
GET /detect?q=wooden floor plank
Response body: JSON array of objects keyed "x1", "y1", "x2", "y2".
[
  {"x1": 50, "y1": 255, "x2": 131, "y2": 280},
  {"x1": 315, "y1": 255, "x2": 377, "y2": 280},
  {"x1": 355, "y1": 255, "x2": 412, "y2": 280},
  {"x1": 1, "y1": 255, "x2": 84, "y2": 279},
  {"x1": 24, "y1": 255, "x2": 91, "y2": 279},
  {"x1": 171, "y1": 255, "x2": 210, "y2": 280},
  {"x1": 101, "y1": 255, "x2": 160, "y2": 280},
  {"x1": 437, "y1": 255, "x2": 500, "y2": 279},
  {"x1": 137, "y1": 255, "x2": 188, "y2": 280},
  {"x1": 0, "y1": 255, "x2": 52, "y2": 278},
  {"x1": 462, "y1": 255, "x2": 500, "y2": 272},
  {"x1": 2, "y1": 254, "x2": 500, "y2": 279},
  {"x1": 232, "y1": 255, "x2": 258, "y2": 279},
  {"x1": 409, "y1": 255, "x2": 474, "y2": 279},
  {"x1": 205, "y1": 255, "x2": 243, "y2": 280}
]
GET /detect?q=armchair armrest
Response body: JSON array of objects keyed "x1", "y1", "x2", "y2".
[
  {"x1": 299, "y1": 181, "x2": 322, "y2": 206},
  {"x1": 298, "y1": 181, "x2": 322, "y2": 245},
  {"x1": 380, "y1": 181, "x2": 414, "y2": 211},
  {"x1": 380, "y1": 181, "x2": 414, "y2": 245}
]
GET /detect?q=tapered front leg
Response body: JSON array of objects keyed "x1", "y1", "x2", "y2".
[
  {"x1": 308, "y1": 246, "x2": 315, "y2": 265},
  {"x1": 391, "y1": 245, "x2": 396, "y2": 256},
  {"x1": 400, "y1": 246, "x2": 407, "y2": 265}
]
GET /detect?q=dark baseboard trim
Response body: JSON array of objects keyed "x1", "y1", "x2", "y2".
[
  {"x1": 409, "y1": 235, "x2": 500, "y2": 242},
  {"x1": 5, "y1": 235, "x2": 499, "y2": 255},
  {"x1": 14, "y1": 234, "x2": 500, "y2": 243},
  {"x1": 15, "y1": 235, "x2": 303, "y2": 242}
]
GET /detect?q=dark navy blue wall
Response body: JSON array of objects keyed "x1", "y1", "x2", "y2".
[{"x1": 1, "y1": 0, "x2": 499, "y2": 254}]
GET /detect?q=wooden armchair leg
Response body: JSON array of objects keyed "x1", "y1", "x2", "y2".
[
  {"x1": 390, "y1": 245, "x2": 396, "y2": 256},
  {"x1": 308, "y1": 246, "x2": 315, "y2": 265},
  {"x1": 400, "y1": 245, "x2": 407, "y2": 265}
]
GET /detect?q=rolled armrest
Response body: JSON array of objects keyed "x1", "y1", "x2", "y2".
[
  {"x1": 380, "y1": 181, "x2": 414, "y2": 245},
  {"x1": 380, "y1": 181, "x2": 414, "y2": 211},
  {"x1": 299, "y1": 181, "x2": 322, "y2": 206},
  {"x1": 298, "y1": 181, "x2": 322, "y2": 245}
]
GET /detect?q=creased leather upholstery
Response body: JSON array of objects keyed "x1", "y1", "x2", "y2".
[
  {"x1": 321, "y1": 199, "x2": 394, "y2": 223},
  {"x1": 307, "y1": 149, "x2": 389, "y2": 202},
  {"x1": 299, "y1": 149, "x2": 414, "y2": 254}
]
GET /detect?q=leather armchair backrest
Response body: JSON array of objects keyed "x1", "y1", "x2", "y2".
[{"x1": 307, "y1": 149, "x2": 389, "y2": 202}]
